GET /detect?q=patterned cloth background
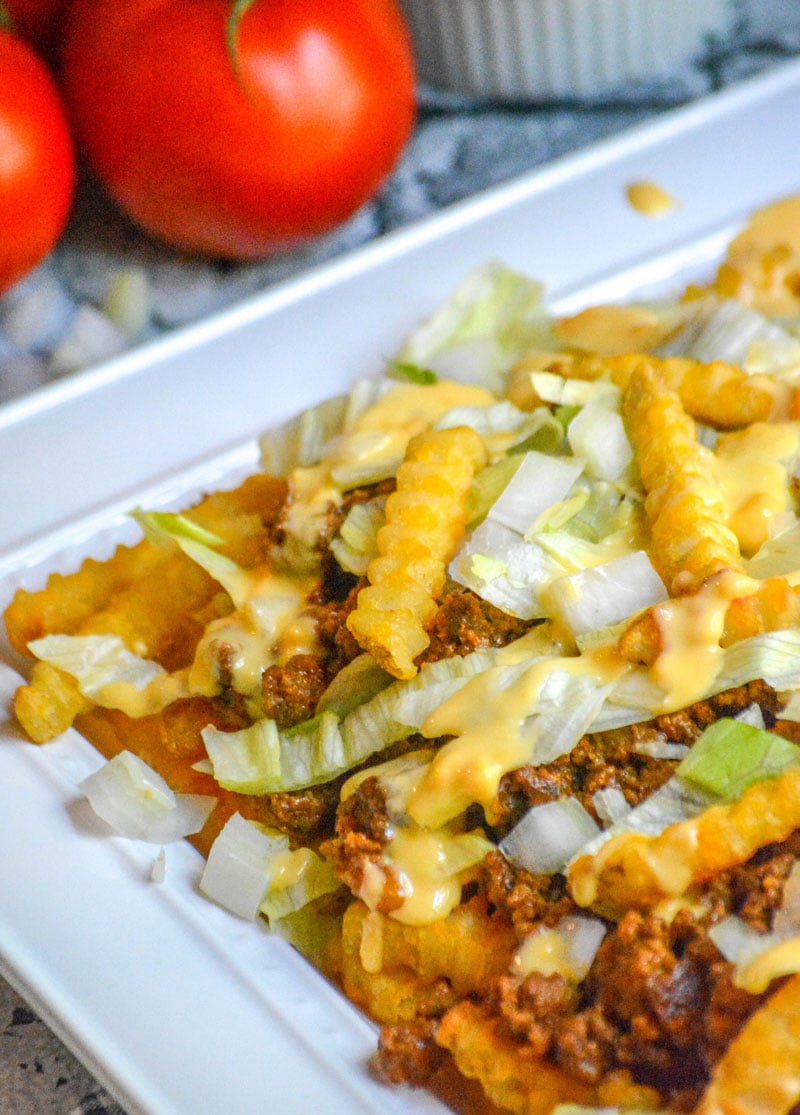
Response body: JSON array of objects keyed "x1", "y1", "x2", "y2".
[{"x1": 1, "y1": 1, "x2": 799, "y2": 406}]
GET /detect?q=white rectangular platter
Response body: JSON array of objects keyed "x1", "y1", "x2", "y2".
[{"x1": 4, "y1": 55, "x2": 800, "y2": 1115}]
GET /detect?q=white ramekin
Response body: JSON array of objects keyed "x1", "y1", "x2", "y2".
[{"x1": 397, "y1": 0, "x2": 740, "y2": 101}]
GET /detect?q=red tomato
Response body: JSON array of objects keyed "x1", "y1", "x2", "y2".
[
  {"x1": 61, "y1": 0, "x2": 417, "y2": 259},
  {"x1": 0, "y1": 29, "x2": 75, "y2": 294}
]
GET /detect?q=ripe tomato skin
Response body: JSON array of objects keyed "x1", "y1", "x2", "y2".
[
  {"x1": 61, "y1": 0, "x2": 417, "y2": 259},
  {"x1": 0, "y1": 30, "x2": 76, "y2": 294}
]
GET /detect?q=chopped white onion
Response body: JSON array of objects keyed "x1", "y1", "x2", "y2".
[
  {"x1": 200, "y1": 812, "x2": 289, "y2": 920},
  {"x1": 591, "y1": 787, "x2": 631, "y2": 826},
  {"x1": 567, "y1": 399, "x2": 633, "y2": 481},
  {"x1": 632, "y1": 739, "x2": 691, "y2": 760},
  {"x1": 449, "y1": 518, "x2": 553, "y2": 620},
  {"x1": 488, "y1": 450, "x2": 585, "y2": 535},
  {"x1": 556, "y1": 915, "x2": 607, "y2": 979},
  {"x1": 774, "y1": 861, "x2": 800, "y2": 938},
  {"x1": 500, "y1": 797, "x2": 600, "y2": 875},
  {"x1": 151, "y1": 848, "x2": 167, "y2": 884},
  {"x1": 80, "y1": 750, "x2": 216, "y2": 843},
  {"x1": 544, "y1": 550, "x2": 667, "y2": 637},
  {"x1": 708, "y1": 915, "x2": 772, "y2": 965},
  {"x1": 734, "y1": 702, "x2": 766, "y2": 730}
]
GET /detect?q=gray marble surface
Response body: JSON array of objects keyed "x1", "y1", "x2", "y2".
[{"x1": 3, "y1": 4, "x2": 800, "y2": 1112}]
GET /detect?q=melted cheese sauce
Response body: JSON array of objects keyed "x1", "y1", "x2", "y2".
[
  {"x1": 713, "y1": 422, "x2": 800, "y2": 555},
  {"x1": 279, "y1": 380, "x2": 496, "y2": 568},
  {"x1": 650, "y1": 572, "x2": 757, "y2": 711},
  {"x1": 380, "y1": 827, "x2": 466, "y2": 926},
  {"x1": 190, "y1": 568, "x2": 317, "y2": 705},
  {"x1": 554, "y1": 304, "x2": 674, "y2": 355},
  {"x1": 94, "y1": 669, "x2": 192, "y2": 718},
  {"x1": 736, "y1": 936, "x2": 800, "y2": 994},
  {"x1": 352, "y1": 380, "x2": 494, "y2": 437},
  {"x1": 407, "y1": 640, "x2": 628, "y2": 830},
  {"x1": 718, "y1": 194, "x2": 800, "y2": 315},
  {"x1": 626, "y1": 179, "x2": 679, "y2": 218}
]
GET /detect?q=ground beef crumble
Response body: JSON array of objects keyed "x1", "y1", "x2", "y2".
[
  {"x1": 262, "y1": 495, "x2": 797, "y2": 1107},
  {"x1": 371, "y1": 763, "x2": 800, "y2": 1107},
  {"x1": 491, "y1": 679, "x2": 781, "y2": 836},
  {"x1": 419, "y1": 584, "x2": 536, "y2": 663}
]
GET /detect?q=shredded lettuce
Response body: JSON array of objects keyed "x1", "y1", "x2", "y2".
[
  {"x1": 329, "y1": 496, "x2": 386, "y2": 575},
  {"x1": 713, "y1": 629, "x2": 800, "y2": 692},
  {"x1": 133, "y1": 508, "x2": 250, "y2": 606},
  {"x1": 259, "y1": 846, "x2": 342, "y2": 926},
  {"x1": 259, "y1": 392, "x2": 350, "y2": 474},
  {"x1": 28, "y1": 633, "x2": 169, "y2": 704},
  {"x1": 340, "y1": 648, "x2": 500, "y2": 755},
  {"x1": 435, "y1": 400, "x2": 563, "y2": 457},
  {"x1": 202, "y1": 711, "x2": 358, "y2": 794},
  {"x1": 746, "y1": 521, "x2": 800, "y2": 580},
  {"x1": 258, "y1": 376, "x2": 392, "y2": 475},
  {"x1": 677, "y1": 717, "x2": 800, "y2": 801},
  {"x1": 387, "y1": 359, "x2": 438, "y2": 384},
  {"x1": 396, "y1": 261, "x2": 550, "y2": 391},
  {"x1": 315, "y1": 654, "x2": 393, "y2": 719},
  {"x1": 657, "y1": 293, "x2": 800, "y2": 373}
]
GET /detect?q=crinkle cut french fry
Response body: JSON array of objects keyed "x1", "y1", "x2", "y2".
[
  {"x1": 620, "y1": 574, "x2": 800, "y2": 667},
  {"x1": 435, "y1": 1001, "x2": 595, "y2": 1114},
  {"x1": 347, "y1": 426, "x2": 488, "y2": 679},
  {"x1": 14, "y1": 661, "x2": 93, "y2": 744},
  {"x1": 693, "y1": 973, "x2": 800, "y2": 1115},
  {"x1": 4, "y1": 473, "x2": 286, "y2": 658},
  {"x1": 7, "y1": 474, "x2": 288, "y2": 743},
  {"x1": 508, "y1": 350, "x2": 789, "y2": 428},
  {"x1": 4, "y1": 543, "x2": 160, "y2": 656},
  {"x1": 722, "y1": 574, "x2": 800, "y2": 645},
  {"x1": 340, "y1": 899, "x2": 516, "y2": 1025},
  {"x1": 568, "y1": 766, "x2": 800, "y2": 916},
  {"x1": 621, "y1": 358, "x2": 744, "y2": 596},
  {"x1": 609, "y1": 353, "x2": 790, "y2": 428}
]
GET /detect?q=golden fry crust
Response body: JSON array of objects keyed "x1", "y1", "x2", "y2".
[
  {"x1": 620, "y1": 358, "x2": 744, "y2": 596},
  {"x1": 347, "y1": 426, "x2": 488, "y2": 679}
]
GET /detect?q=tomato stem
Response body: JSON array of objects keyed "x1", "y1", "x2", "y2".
[
  {"x1": 0, "y1": 2, "x2": 15, "y2": 33},
  {"x1": 226, "y1": 0, "x2": 255, "y2": 83}
]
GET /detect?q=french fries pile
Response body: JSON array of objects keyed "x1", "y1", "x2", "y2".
[{"x1": 8, "y1": 195, "x2": 800, "y2": 1113}]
